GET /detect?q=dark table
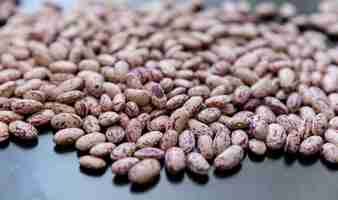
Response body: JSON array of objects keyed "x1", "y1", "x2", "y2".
[{"x1": 1, "y1": 0, "x2": 337, "y2": 200}]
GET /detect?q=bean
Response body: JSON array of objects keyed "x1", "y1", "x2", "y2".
[
  {"x1": 249, "y1": 139, "x2": 267, "y2": 156},
  {"x1": 0, "y1": 122, "x2": 9, "y2": 143},
  {"x1": 321, "y1": 143, "x2": 338, "y2": 164},
  {"x1": 299, "y1": 136, "x2": 323, "y2": 156},
  {"x1": 111, "y1": 157, "x2": 140, "y2": 176},
  {"x1": 214, "y1": 145, "x2": 244, "y2": 171},
  {"x1": 266, "y1": 123, "x2": 287, "y2": 150},
  {"x1": 89, "y1": 142, "x2": 116, "y2": 157},
  {"x1": 186, "y1": 152, "x2": 210, "y2": 175},
  {"x1": 165, "y1": 147, "x2": 186, "y2": 174},
  {"x1": 128, "y1": 159, "x2": 161, "y2": 185},
  {"x1": 53, "y1": 128, "x2": 85, "y2": 146},
  {"x1": 9, "y1": 120, "x2": 38, "y2": 140},
  {"x1": 75, "y1": 132, "x2": 106, "y2": 151},
  {"x1": 79, "y1": 155, "x2": 106, "y2": 170},
  {"x1": 134, "y1": 147, "x2": 165, "y2": 160}
]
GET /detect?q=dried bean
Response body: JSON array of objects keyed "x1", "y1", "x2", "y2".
[
  {"x1": 79, "y1": 155, "x2": 106, "y2": 170},
  {"x1": 53, "y1": 128, "x2": 85, "y2": 146},
  {"x1": 186, "y1": 152, "x2": 210, "y2": 175},
  {"x1": 9, "y1": 120, "x2": 38, "y2": 140},
  {"x1": 299, "y1": 136, "x2": 323, "y2": 156},
  {"x1": 128, "y1": 159, "x2": 161, "y2": 185},
  {"x1": 90, "y1": 142, "x2": 116, "y2": 157},
  {"x1": 75, "y1": 132, "x2": 106, "y2": 151},
  {"x1": 165, "y1": 147, "x2": 186, "y2": 174},
  {"x1": 214, "y1": 145, "x2": 244, "y2": 171},
  {"x1": 111, "y1": 157, "x2": 140, "y2": 176}
]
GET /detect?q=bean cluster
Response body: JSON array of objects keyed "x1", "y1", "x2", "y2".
[{"x1": 0, "y1": 0, "x2": 338, "y2": 185}]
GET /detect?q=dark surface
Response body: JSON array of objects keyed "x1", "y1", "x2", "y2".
[{"x1": 1, "y1": 0, "x2": 338, "y2": 200}]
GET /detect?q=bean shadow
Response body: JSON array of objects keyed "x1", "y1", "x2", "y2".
[
  {"x1": 11, "y1": 136, "x2": 38, "y2": 149},
  {"x1": 37, "y1": 128, "x2": 52, "y2": 135},
  {"x1": 248, "y1": 151, "x2": 266, "y2": 163},
  {"x1": 266, "y1": 149, "x2": 284, "y2": 160},
  {"x1": 186, "y1": 170, "x2": 209, "y2": 185},
  {"x1": 130, "y1": 175, "x2": 160, "y2": 193},
  {"x1": 320, "y1": 158, "x2": 338, "y2": 171},
  {"x1": 79, "y1": 166, "x2": 107, "y2": 176},
  {"x1": 76, "y1": 150, "x2": 88, "y2": 157},
  {"x1": 284, "y1": 153, "x2": 297, "y2": 166},
  {"x1": 0, "y1": 140, "x2": 10, "y2": 149},
  {"x1": 214, "y1": 165, "x2": 242, "y2": 179},
  {"x1": 165, "y1": 168, "x2": 185, "y2": 184},
  {"x1": 53, "y1": 145, "x2": 76, "y2": 154},
  {"x1": 297, "y1": 154, "x2": 319, "y2": 167},
  {"x1": 112, "y1": 175, "x2": 130, "y2": 187}
]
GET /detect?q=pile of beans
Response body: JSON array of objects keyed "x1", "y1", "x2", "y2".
[{"x1": 1, "y1": 0, "x2": 338, "y2": 185}]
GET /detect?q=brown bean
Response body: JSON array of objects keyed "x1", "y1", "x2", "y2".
[
  {"x1": 51, "y1": 113, "x2": 82, "y2": 129},
  {"x1": 0, "y1": 81, "x2": 16, "y2": 97},
  {"x1": 125, "y1": 89, "x2": 150, "y2": 106}
]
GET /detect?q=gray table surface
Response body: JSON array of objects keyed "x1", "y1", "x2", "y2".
[{"x1": 1, "y1": 1, "x2": 337, "y2": 200}]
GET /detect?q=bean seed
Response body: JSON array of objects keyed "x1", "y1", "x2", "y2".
[
  {"x1": 79, "y1": 155, "x2": 106, "y2": 170},
  {"x1": 128, "y1": 159, "x2": 161, "y2": 185},
  {"x1": 249, "y1": 139, "x2": 267, "y2": 156},
  {"x1": 165, "y1": 147, "x2": 186, "y2": 174},
  {"x1": 90, "y1": 142, "x2": 116, "y2": 157},
  {"x1": 75, "y1": 132, "x2": 106, "y2": 151},
  {"x1": 266, "y1": 123, "x2": 287, "y2": 150},
  {"x1": 214, "y1": 145, "x2": 244, "y2": 171},
  {"x1": 110, "y1": 142, "x2": 137, "y2": 161},
  {"x1": 111, "y1": 157, "x2": 140, "y2": 176},
  {"x1": 321, "y1": 143, "x2": 338, "y2": 164},
  {"x1": 186, "y1": 152, "x2": 210, "y2": 175},
  {"x1": 299, "y1": 136, "x2": 323, "y2": 156},
  {"x1": 53, "y1": 128, "x2": 85, "y2": 146},
  {"x1": 0, "y1": 122, "x2": 9, "y2": 143},
  {"x1": 9, "y1": 120, "x2": 38, "y2": 140}
]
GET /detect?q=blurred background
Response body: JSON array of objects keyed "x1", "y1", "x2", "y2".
[{"x1": 20, "y1": 0, "x2": 317, "y2": 13}]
